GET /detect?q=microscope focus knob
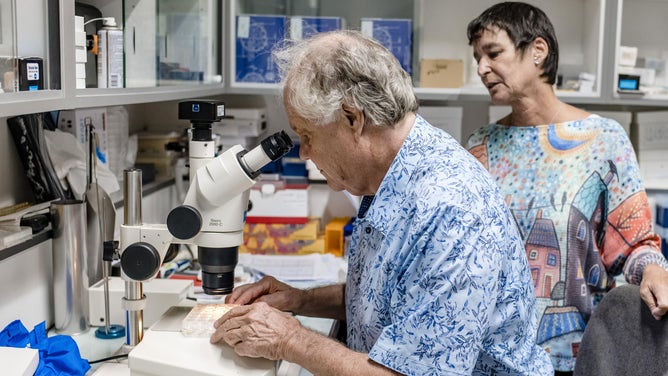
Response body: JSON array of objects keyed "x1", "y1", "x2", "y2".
[
  {"x1": 121, "y1": 242, "x2": 161, "y2": 281},
  {"x1": 167, "y1": 205, "x2": 202, "y2": 240}
]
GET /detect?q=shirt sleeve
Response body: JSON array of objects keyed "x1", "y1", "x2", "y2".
[{"x1": 595, "y1": 118, "x2": 668, "y2": 283}]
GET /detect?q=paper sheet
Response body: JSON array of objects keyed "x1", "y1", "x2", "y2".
[{"x1": 238, "y1": 253, "x2": 343, "y2": 283}]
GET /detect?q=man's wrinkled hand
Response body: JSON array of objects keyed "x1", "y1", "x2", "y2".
[{"x1": 210, "y1": 301, "x2": 302, "y2": 360}]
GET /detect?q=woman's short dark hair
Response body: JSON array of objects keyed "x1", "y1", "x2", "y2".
[{"x1": 467, "y1": 2, "x2": 559, "y2": 85}]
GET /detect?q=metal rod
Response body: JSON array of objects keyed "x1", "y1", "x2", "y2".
[
  {"x1": 123, "y1": 168, "x2": 145, "y2": 347},
  {"x1": 103, "y1": 260, "x2": 111, "y2": 334},
  {"x1": 124, "y1": 169, "x2": 142, "y2": 226},
  {"x1": 125, "y1": 280, "x2": 144, "y2": 346}
]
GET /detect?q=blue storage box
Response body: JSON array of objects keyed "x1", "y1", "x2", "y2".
[
  {"x1": 360, "y1": 18, "x2": 413, "y2": 75},
  {"x1": 289, "y1": 16, "x2": 343, "y2": 40},
  {"x1": 236, "y1": 15, "x2": 287, "y2": 83}
]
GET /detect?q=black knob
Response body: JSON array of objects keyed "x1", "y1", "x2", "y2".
[
  {"x1": 121, "y1": 242, "x2": 160, "y2": 281},
  {"x1": 167, "y1": 205, "x2": 202, "y2": 240}
]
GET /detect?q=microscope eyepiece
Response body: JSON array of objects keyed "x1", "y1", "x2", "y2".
[
  {"x1": 261, "y1": 130, "x2": 293, "y2": 160},
  {"x1": 239, "y1": 131, "x2": 294, "y2": 179}
]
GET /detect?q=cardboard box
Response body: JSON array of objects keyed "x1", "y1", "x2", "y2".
[
  {"x1": 236, "y1": 15, "x2": 287, "y2": 83},
  {"x1": 241, "y1": 219, "x2": 324, "y2": 255},
  {"x1": 289, "y1": 16, "x2": 343, "y2": 40},
  {"x1": 419, "y1": 59, "x2": 464, "y2": 88},
  {"x1": 361, "y1": 18, "x2": 413, "y2": 75}
]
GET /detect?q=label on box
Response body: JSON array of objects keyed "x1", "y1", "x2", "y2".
[
  {"x1": 419, "y1": 59, "x2": 464, "y2": 88},
  {"x1": 290, "y1": 16, "x2": 343, "y2": 40},
  {"x1": 18, "y1": 57, "x2": 44, "y2": 91}
]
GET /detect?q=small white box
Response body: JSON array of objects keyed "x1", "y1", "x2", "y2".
[
  {"x1": 76, "y1": 78, "x2": 86, "y2": 89},
  {"x1": 619, "y1": 46, "x2": 638, "y2": 67},
  {"x1": 75, "y1": 31, "x2": 86, "y2": 47},
  {"x1": 213, "y1": 118, "x2": 267, "y2": 137},
  {"x1": 75, "y1": 62, "x2": 86, "y2": 79},
  {"x1": 88, "y1": 277, "x2": 193, "y2": 328},
  {"x1": 74, "y1": 15, "x2": 84, "y2": 32},
  {"x1": 75, "y1": 46, "x2": 87, "y2": 63},
  {"x1": 217, "y1": 135, "x2": 263, "y2": 151},
  {"x1": 225, "y1": 107, "x2": 266, "y2": 121},
  {"x1": 247, "y1": 184, "x2": 309, "y2": 223}
]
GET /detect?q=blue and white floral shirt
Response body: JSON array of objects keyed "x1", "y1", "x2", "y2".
[{"x1": 345, "y1": 115, "x2": 553, "y2": 375}]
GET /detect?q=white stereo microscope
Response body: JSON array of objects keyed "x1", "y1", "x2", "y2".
[{"x1": 114, "y1": 100, "x2": 292, "y2": 375}]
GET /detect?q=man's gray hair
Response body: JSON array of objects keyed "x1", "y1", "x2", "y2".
[{"x1": 274, "y1": 30, "x2": 418, "y2": 127}]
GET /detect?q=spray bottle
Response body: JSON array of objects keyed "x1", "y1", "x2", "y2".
[{"x1": 94, "y1": 17, "x2": 124, "y2": 88}]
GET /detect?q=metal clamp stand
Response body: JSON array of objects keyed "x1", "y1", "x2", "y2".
[{"x1": 95, "y1": 240, "x2": 125, "y2": 339}]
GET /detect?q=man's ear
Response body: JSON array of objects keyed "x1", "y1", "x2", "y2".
[{"x1": 342, "y1": 104, "x2": 364, "y2": 133}]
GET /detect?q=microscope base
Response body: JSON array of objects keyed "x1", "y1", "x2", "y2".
[{"x1": 128, "y1": 306, "x2": 277, "y2": 376}]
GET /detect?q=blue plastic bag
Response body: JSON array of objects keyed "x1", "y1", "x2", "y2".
[{"x1": 0, "y1": 320, "x2": 91, "y2": 376}]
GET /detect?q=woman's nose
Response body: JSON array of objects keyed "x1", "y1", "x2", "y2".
[{"x1": 477, "y1": 58, "x2": 490, "y2": 76}]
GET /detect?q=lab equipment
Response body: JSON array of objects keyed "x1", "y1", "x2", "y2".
[
  {"x1": 51, "y1": 199, "x2": 90, "y2": 335},
  {"x1": 116, "y1": 99, "x2": 292, "y2": 347},
  {"x1": 88, "y1": 276, "x2": 192, "y2": 329}
]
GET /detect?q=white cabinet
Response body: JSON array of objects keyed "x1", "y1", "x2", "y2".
[
  {"x1": 4, "y1": 0, "x2": 668, "y2": 111},
  {"x1": 613, "y1": 0, "x2": 668, "y2": 105},
  {"x1": 0, "y1": 0, "x2": 224, "y2": 118},
  {"x1": 225, "y1": 0, "x2": 609, "y2": 104},
  {"x1": 415, "y1": 0, "x2": 606, "y2": 102}
]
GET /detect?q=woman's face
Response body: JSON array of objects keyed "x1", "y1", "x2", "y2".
[{"x1": 471, "y1": 27, "x2": 540, "y2": 105}]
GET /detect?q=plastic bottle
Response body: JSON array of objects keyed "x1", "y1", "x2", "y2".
[{"x1": 97, "y1": 17, "x2": 124, "y2": 88}]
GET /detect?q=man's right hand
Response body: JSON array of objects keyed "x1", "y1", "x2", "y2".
[{"x1": 225, "y1": 275, "x2": 305, "y2": 313}]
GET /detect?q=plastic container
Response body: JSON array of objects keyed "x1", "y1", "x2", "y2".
[{"x1": 97, "y1": 17, "x2": 123, "y2": 88}]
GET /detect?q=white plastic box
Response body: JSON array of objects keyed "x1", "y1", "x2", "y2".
[{"x1": 247, "y1": 183, "x2": 309, "y2": 224}]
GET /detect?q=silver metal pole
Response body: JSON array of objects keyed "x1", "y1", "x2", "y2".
[
  {"x1": 123, "y1": 168, "x2": 144, "y2": 347},
  {"x1": 124, "y1": 168, "x2": 142, "y2": 226}
]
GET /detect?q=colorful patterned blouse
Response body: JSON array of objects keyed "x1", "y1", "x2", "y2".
[
  {"x1": 345, "y1": 115, "x2": 553, "y2": 375},
  {"x1": 466, "y1": 114, "x2": 667, "y2": 371}
]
